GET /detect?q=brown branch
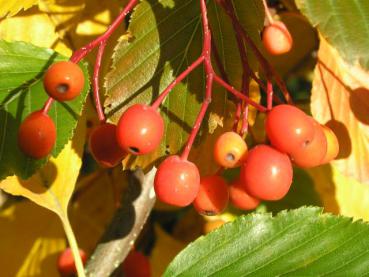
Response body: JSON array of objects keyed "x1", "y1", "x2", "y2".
[{"x1": 85, "y1": 167, "x2": 157, "y2": 277}]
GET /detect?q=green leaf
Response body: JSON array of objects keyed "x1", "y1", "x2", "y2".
[
  {"x1": 104, "y1": 0, "x2": 263, "y2": 171},
  {"x1": 296, "y1": 0, "x2": 369, "y2": 70},
  {"x1": 0, "y1": 40, "x2": 89, "y2": 180},
  {"x1": 164, "y1": 207, "x2": 369, "y2": 276}
]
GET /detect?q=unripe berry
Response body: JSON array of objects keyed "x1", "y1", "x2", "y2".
[
  {"x1": 18, "y1": 111, "x2": 56, "y2": 159},
  {"x1": 122, "y1": 250, "x2": 151, "y2": 277},
  {"x1": 43, "y1": 61, "x2": 84, "y2": 101},
  {"x1": 213, "y1": 131, "x2": 248, "y2": 168},
  {"x1": 154, "y1": 155, "x2": 200, "y2": 207},
  {"x1": 240, "y1": 145, "x2": 293, "y2": 201},
  {"x1": 265, "y1": 104, "x2": 315, "y2": 155},
  {"x1": 229, "y1": 179, "x2": 260, "y2": 210},
  {"x1": 320, "y1": 125, "x2": 339, "y2": 164},
  {"x1": 193, "y1": 175, "x2": 229, "y2": 216},
  {"x1": 57, "y1": 248, "x2": 87, "y2": 277},
  {"x1": 116, "y1": 104, "x2": 164, "y2": 155},
  {"x1": 291, "y1": 118, "x2": 327, "y2": 168},
  {"x1": 89, "y1": 123, "x2": 127, "y2": 167},
  {"x1": 262, "y1": 21, "x2": 293, "y2": 55}
]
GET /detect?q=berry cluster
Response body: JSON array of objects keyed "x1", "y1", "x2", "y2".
[{"x1": 16, "y1": 0, "x2": 339, "y2": 216}]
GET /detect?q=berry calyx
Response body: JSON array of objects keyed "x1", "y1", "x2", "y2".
[
  {"x1": 18, "y1": 111, "x2": 56, "y2": 159},
  {"x1": 262, "y1": 21, "x2": 293, "y2": 55},
  {"x1": 291, "y1": 118, "x2": 327, "y2": 168},
  {"x1": 89, "y1": 123, "x2": 127, "y2": 167},
  {"x1": 57, "y1": 248, "x2": 87, "y2": 277},
  {"x1": 154, "y1": 155, "x2": 200, "y2": 207},
  {"x1": 265, "y1": 104, "x2": 315, "y2": 155},
  {"x1": 122, "y1": 250, "x2": 151, "y2": 277},
  {"x1": 240, "y1": 145, "x2": 293, "y2": 201},
  {"x1": 229, "y1": 179, "x2": 260, "y2": 210},
  {"x1": 116, "y1": 104, "x2": 164, "y2": 155},
  {"x1": 193, "y1": 175, "x2": 229, "y2": 216},
  {"x1": 213, "y1": 131, "x2": 248, "y2": 168},
  {"x1": 43, "y1": 61, "x2": 84, "y2": 101}
]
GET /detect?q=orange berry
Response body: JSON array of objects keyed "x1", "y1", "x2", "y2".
[
  {"x1": 122, "y1": 250, "x2": 151, "y2": 277},
  {"x1": 18, "y1": 111, "x2": 56, "y2": 159},
  {"x1": 43, "y1": 61, "x2": 84, "y2": 101},
  {"x1": 262, "y1": 21, "x2": 293, "y2": 55},
  {"x1": 229, "y1": 179, "x2": 260, "y2": 210},
  {"x1": 213, "y1": 131, "x2": 248, "y2": 168},
  {"x1": 291, "y1": 118, "x2": 327, "y2": 168},
  {"x1": 320, "y1": 125, "x2": 339, "y2": 164},
  {"x1": 57, "y1": 248, "x2": 87, "y2": 277},
  {"x1": 193, "y1": 175, "x2": 229, "y2": 216}
]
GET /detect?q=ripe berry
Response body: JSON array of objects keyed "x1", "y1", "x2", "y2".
[
  {"x1": 43, "y1": 61, "x2": 84, "y2": 101},
  {"x1": 193, "y1": 175, "x2": 229, "y2": 216},
  {"x1": 122, "y1": 250, "x2": 151, "y2": 277},
  {"x1": 57, "y1": 248, "x2": 87, "y2": 277},
  {"x1": 320, "y1": 125, "x2": 339, "y2": 164},
  {"x1": 89, "y1": 123, "x2": 127, "y2": 167},
  {"x1": 116, "y1": 104, "x2": 164, "y2": 155},
  {"x1": 262, "y1": 21, "x2": 293, "y2": 55},
  {"x1": 154, "y1": 155, "x2": 200, "y2": 207},
  {"x1": 229, "y1": 179, "x2": 260, "y2": 210},
  {"x1": 18, "y1": 111, "x2": 56, "y2": 159},
  {"x1": 265, "y1": 104, "x2": 315, "y2": 155},
  {"x1": 240, "y1": 145, "x2": 293, "y2": 201},
  {"x1": 291, "y1": 118, "x2": 327, "y2": 168},
  {"x1": 213, "y1": 131, "x2": 248, "y2": 168}
]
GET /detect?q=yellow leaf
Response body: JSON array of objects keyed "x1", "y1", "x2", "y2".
[
  {"x1": 0, "y1": 7, "x2": 71, "y2": 56},
  {"x1": 69, "y1": 168, "x2": 129, "y2": 253},
  {"x1": 150, "y1": 225, "x2": 186, "y2": 277},
  {"x1": 308, "y1": 164, "x2": 369, "y2": 221},
  {"x1": 0, "y1": 201, "x2": 65, "y2": 277},
  {"x1": 0, "y1": 0, "x2": 38, "y2": 18},
  {"x1": 0, "y1": 115, "x2": 87, "y2": 276},
  {"x1": 310, "y1": 37, "x2": 369, "y2": 185}
]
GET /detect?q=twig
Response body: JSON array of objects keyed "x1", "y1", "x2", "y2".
[{"x1": 85, "y1": 167, "x2": 157, "y2": 277}]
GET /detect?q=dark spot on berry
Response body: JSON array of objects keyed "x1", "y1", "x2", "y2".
[
  {"x1": 129, "y1": 146, "x2": 140, "y2": 154},
  {"x1": 201, "y1": 210, "x2": 217, "y2": 216},
  {"x1": 226, "y1": 153, "x2": 235, "y2": 161},
  {"x1": 56, "y1": 83, "x2": 69, "y2": 94}
]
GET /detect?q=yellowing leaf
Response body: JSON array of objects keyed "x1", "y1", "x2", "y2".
[
  {"x1": 70, "y1": 168, "x2": 128, "y2": 253},
  {"x1": 308, "y1": 165, "x2": 369, "y2": 221},
  {"x1": 150, "y1": 225, "x2": 186, "y2": 277},
  {"x1": 0, "y1": 7, "x2": 71, "y2": 56},
  {"x1": 310, "y1": 37, "x2": 369, "y2": 185},
  {"x1": 0, "y1": 201, "x2": 65, "y2": 277},
  {"x1": 0, "y1": 116, "x2": 87, "y2": 276},
  {"x1": 0, "y1": 117, "x2": 85, "y2": 217},
  {"x1": 0, "y1": 0, "x2": 38, "y2": 18}
]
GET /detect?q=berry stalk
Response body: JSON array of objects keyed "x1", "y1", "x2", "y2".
[{"x1": 93, "y1": 41, "x2": 107, "y2": 122}]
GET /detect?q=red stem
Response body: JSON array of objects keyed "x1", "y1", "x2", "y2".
[
  {"x1": 262, "y1": 0, "x2": 275, "y2": 24},
  {"x1": 93, "y1": 41, "x2": 107, "y2": 122},
  {"x1": 213, "y1": 75, "x2": 267, "y2": 112},
  {"x1": 267, "y1": 80, "x2": 273, "y2": 110},
  {"x1": 70, "y1": 0, "x2": 138, "y2": 63},
  {"x1": 42, "y1": 98, "x2": 54, "y2": 114},
  {"x1": 151, "y1": 56, "x2": 204, "y2": 110}
]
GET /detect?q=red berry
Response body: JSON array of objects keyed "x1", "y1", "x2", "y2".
[
  {"x1": 116, "y1": 104, "x2": 164, "y2": 155},
  {"x1": 193, "y1": 175, "x2": 229, "y2": 216},
  {"x1": 229, "y1": 179, "x2": 260, "y2": 210},
  {"x1": 43, "y1": 61, "x2": 84, "y2": 101},
  {"x1": 57, "y1": 248, "x2": 87, "y2": 277},
  {"x1": 262, "y1": 21, "x2": 293, "y2": 55},
  {"x1": 240, "y1": 145, "x2": 293, "y2": 201},
  {"x1": 265, "y1": 104, "x2": 315, "y2": 155},
  {"x1": 291, "y1": 118, "x2": 327, "y2": 168},
  {"x1": 18, "y1": 111, "x2": 56, "y2": 159},
  {"x1": 213, "y1": 131, "x2": 248, "y2": 168},
  {"x1": 89, "y1": 123, "x2": 127, "y2": 168},
  {"x1": 122, "y1": 250, "x2": 151, "y2": 277},
  {"x1": 154, "y1": 155, "x2": 200, "y2": 207}
]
